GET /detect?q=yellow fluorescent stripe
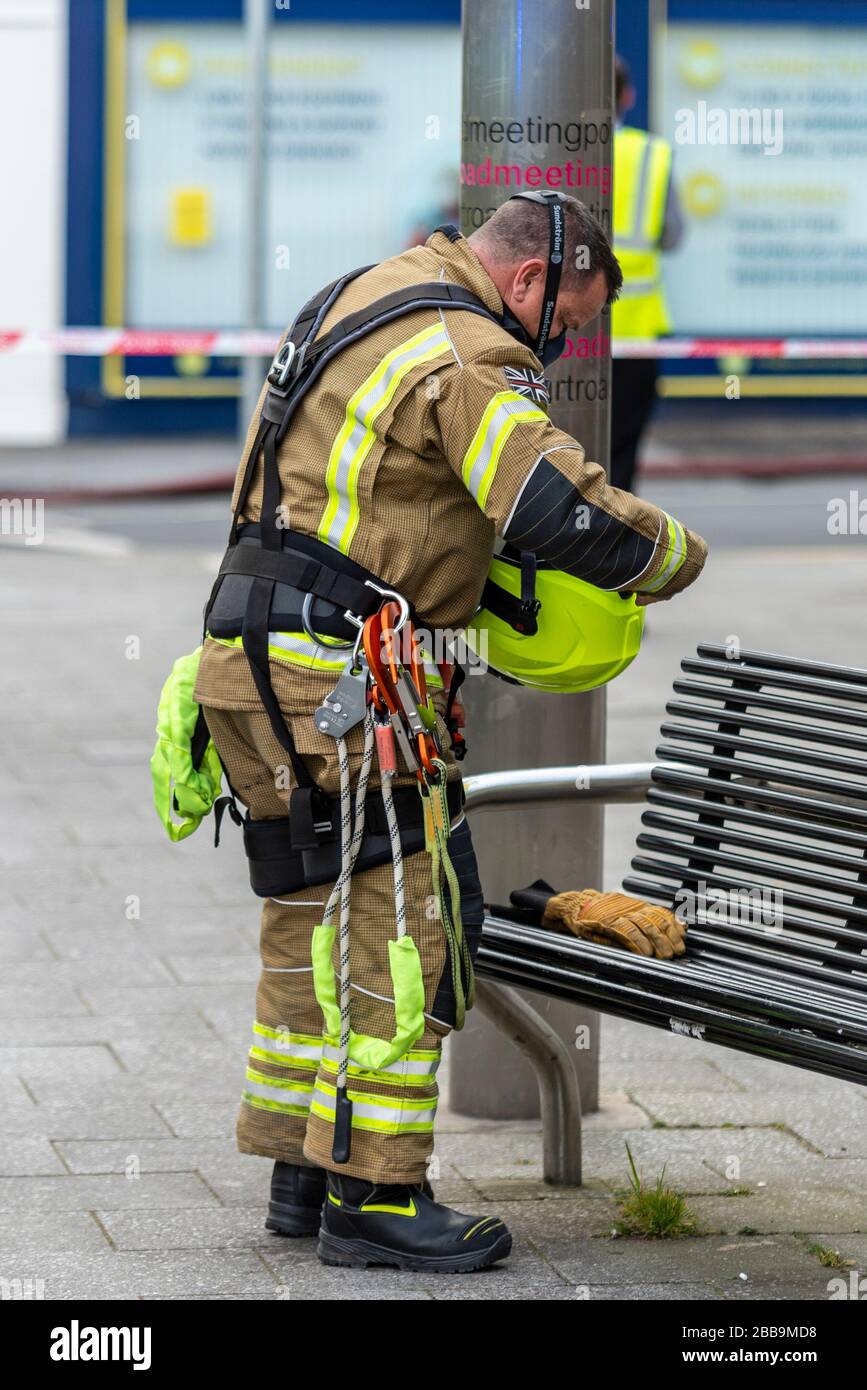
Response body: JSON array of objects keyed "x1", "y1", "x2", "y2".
[
  {"x1": 207, "y1": 634, "x2": 444, "y2": 684},
  {"x1": 254, "y1": 1025, "x2": 323, "y2": 1046},
  {"x1": 642, "y1": 513, "x2": 687, "y2": 593},
  {"x1": 462, "y1": 393, "x2": 547, "y2": 510},
  {"x1": 249, "y1": 1046, "x2": 319, "y2": 1070},
  {"x1": 246, "y1": 1067, "x2": 315, "y2": 1092},
  {"x1": 463, "y1": 1217, "x2": 503, "y2": 1240},
  {"x1": 321, "y1": 1038, "x2": 441, "y2": 1062},
  {"x1": 243, "y1": 1093, "x2": 311, "y2": 1117},
  {"x1": 310, "y1": 1101, "x2": 434, "y2": 1135},
  {"x1": 317, "y1": 1056, "x2": 437, "y2": 1088},
  {"x1": 314, "y1": 1080, "x2": 435, "y2": 1112},
  {"x1": 318, "y1": 323, "x2": 453, "y2": 553},
  {"x1": 360, "y1": 1198, "x2": 418, "y2": 1216}
]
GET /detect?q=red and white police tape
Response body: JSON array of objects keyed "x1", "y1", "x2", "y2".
[{"x1": 1, "y1": 329, "x2": 867, "y2": 359}]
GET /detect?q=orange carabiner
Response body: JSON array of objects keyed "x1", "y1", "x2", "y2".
[{"x1": 381, "y1": 605, "x2": 440, "y2": 779}]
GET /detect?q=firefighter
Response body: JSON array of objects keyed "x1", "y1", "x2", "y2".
[
  {"x1": 184, "y1": 192, "x2": 707, "y2": 1274},
  {"x1": 611, "y1": 55, "x2": 685, "y2": 492}
]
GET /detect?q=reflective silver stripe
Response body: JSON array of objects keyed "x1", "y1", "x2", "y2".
[
  {"x1": 312, "y1": 1085, "x2": 436, "y2": 1128},
  {"x1": 639, "y1": 512, "x2": 687, "y2": 594},
  {"x1": 251, "y1": 1025, "x2": 322, "y2": 1062},
  {"x1": 267, "y1": 630, "x2": 351, "y2": 668},
  {"x1": 463, "y1": 393, "x2": 546, "y2": 508},
  {"x1": 617, "y1": 136, "x2": 653, "y2": 250},
  {"x1": 244, "y1": 1076, "x2": 314, "y2": 1109},
  {"x1": 263, "y1": 629, "x2": 444, "y2": 685},
  {"x1": 321, "y1": 1042, "x2": 440, "y2": 1079},
  {"x1": 319, "y1": 323, "x2": 452, "y2": 552}
]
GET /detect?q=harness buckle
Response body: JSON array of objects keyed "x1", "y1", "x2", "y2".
[
  {"x1": 515, "y1": 596, "x2": 542, "y2": 635},
  {"x1": 267, "y1": 340, "x2": 296, "y2": 388}
]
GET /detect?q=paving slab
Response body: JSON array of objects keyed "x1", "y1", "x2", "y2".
[
  {"x1": 2, "y1": 1104, "x2": 174, "y2": 1141},
  {"x1": 0, "y1": 1173, "x2": 219, "y2": 1212},
  {"x1": 690, "y1": 1185, "x2": 867, "y2": 1236},
  {"x1": 0, "y1": 1209, "x2": 112, "y2": 1262},
  {"x1": 16, "y1": 1249, "x2": 277, "y2": 1300},
  {"x1": 97, "y1": 1206, "x2": 275, "y2": 1252},
  {"x1": 0, "y1": 1044, "x2": 123, "y2": 1082}
]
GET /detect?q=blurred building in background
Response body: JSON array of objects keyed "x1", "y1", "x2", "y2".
[{"x1": 1, "y1": 0, "x2": 866, "y2": 444}]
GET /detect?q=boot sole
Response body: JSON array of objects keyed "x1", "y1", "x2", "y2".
[
  {"x1": 266, "y1": 1199, "x2": 322, "y2": 1238},
  {"x1": 317, "y1": 1228, "x2": 512, "y2": 1273}
]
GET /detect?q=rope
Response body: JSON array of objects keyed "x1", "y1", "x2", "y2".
[
  {"x1": 321, "y1": 708, "x2": 375, "y2": 1093},
  {"x1": 380, "y1": 762, "x2": 406, "y2": 943}
]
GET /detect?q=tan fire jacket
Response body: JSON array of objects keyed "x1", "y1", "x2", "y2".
[{"x1": 195, "y1": 227, "x2": 706, "y2": 719}]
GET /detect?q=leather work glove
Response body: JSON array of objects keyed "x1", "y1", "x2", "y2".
[{"x1": 510, "y1": 882, "x2": 686, "y2": 960}]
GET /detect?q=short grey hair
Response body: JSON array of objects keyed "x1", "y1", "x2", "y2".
[{"x1": 469, "y1": 195, "x2": 622, "y2": 303}]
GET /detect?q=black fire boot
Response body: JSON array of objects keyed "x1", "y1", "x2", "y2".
[
  {"x1": 318, "y1": 1173, "x2": 511, "y2": 1273},
  {"x1": 265, "y1": 1161, "x2": 327, "y2": 1237}
]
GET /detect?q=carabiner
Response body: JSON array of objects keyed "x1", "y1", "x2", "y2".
[{"x1": 363, "y1": 581, "x2": 410, "y2": 632}]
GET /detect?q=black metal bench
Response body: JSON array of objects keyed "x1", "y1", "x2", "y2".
[{"x1": 469, "y1": 645, "x2": 867, "y2": 1180}]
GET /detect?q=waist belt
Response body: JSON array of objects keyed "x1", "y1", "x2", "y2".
[
  {"x1": 243, "y1": 778, "x2": 464, "y2": 896},
  {"x1": 207, "y1": 524, "x2": 397, "y2": 645}
]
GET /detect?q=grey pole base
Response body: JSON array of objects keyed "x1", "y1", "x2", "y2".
[
  {"x1": 472, "y1": 981, "x2": 583, "y2": 1187},
  {"x1": 450, "y1": 990, "x2": 599, "y2": 1121}
]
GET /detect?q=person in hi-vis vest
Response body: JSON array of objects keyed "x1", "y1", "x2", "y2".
[{"x1": 611, "y1": 56, "x2": 684, "y2": 493}]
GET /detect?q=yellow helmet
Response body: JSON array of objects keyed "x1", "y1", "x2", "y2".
[{"x1": 463, "y1": 553, "x2": 645, "y2": 693}]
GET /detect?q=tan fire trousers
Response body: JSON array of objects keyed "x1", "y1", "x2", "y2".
[{"x1": 202, "y1": 704, "x2": 483, "y2": 1186}]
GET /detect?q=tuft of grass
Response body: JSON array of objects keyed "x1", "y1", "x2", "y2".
[
  {"x1": 614, "y1": 1141, "x2": 697, "y2": 1239},
  {"x1": 723, "y1": 1186, "x2": 753, "y2": 1197},
  {"x1": 805, "y1": 1242, "x2": 854, "y2": 1271}
]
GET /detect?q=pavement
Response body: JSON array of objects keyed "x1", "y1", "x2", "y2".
[{"x1": 1, "y1": 469, "x2": 867, "y2": 1300}]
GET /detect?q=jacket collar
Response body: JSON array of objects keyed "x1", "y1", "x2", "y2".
[{"x1": 425, "y1": 227, "x2": 504, "y2": 318}]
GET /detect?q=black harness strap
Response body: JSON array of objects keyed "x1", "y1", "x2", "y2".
[
  {"x1": 217, "y1": 544, "x2": 381, "y2": 618},
  {"x1": 260, "y1": 422, "x2": 283, "y2": 551},
  {"x1": 240, "y1": 574, "x2": 317, "y2": 791},
  {"x1": 232, "y1": 417, "x2": 271, "y2": 544},
  {"x1": 230, "y1": 265, "x2": 373, "y2": 545},
  {"x1": 479, "y1": 550, "x2": 542, "y2": 637}
]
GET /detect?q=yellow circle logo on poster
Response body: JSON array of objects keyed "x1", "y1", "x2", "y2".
[
  {"x1": 146, "y1": 41, "x2": 192, "y2": 90},
  {"x1": 683, "y1": 172, "x2": 725, "y2": 218},
  {"x1": 678, "y1": 40, "x2": 723, "y2": 90}
]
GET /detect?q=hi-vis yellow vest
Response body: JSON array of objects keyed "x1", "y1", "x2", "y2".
[{"x1": 612, "y1": 126, "x2": 673, "y2": 339}]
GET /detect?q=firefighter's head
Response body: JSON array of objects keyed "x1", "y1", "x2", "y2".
[{"x1": 469, "y1": 193, "x2": 622, "y2": 364}]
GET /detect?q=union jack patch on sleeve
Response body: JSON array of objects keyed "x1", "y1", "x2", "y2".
[{"x1": 503, "y1": 365, "x2": 551, "y2": 405}]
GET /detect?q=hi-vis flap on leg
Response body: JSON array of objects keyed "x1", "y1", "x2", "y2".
[
  {"x1": 150, "y1": 646, "x2": 224, "y2": 842},
  {"x1": 311, "y1": 923, "x2": 426, "y2": 1072}
]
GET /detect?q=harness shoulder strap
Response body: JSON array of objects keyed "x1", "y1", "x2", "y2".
[{"x1": 231, "y1": 264, "x2": 374, "y2": 543}]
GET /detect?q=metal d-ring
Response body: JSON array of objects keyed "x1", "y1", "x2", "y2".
[
  {"x1": 300, "y1": 594, "x2": 355, "y2": 651},
  {"x1": 301, "y1": 582, "x2": 409, "y2": 660}
]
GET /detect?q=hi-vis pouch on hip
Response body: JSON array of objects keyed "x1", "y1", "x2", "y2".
[{"x1": 150, "y1": 646, "x2": 226, "y2": 842}]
